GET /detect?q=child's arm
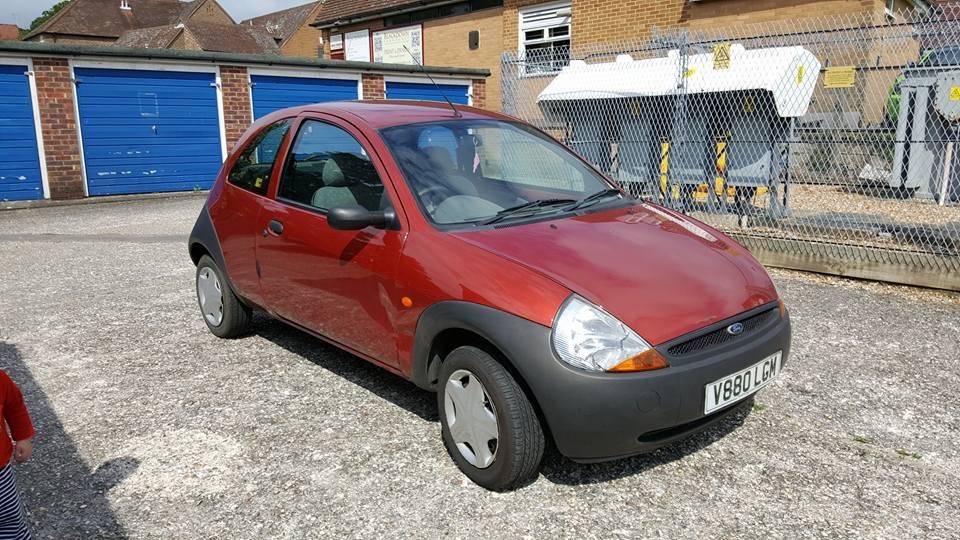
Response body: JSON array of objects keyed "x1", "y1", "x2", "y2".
[{"x1": 1, "y1": 372, "x2": 35, "y2": 461}]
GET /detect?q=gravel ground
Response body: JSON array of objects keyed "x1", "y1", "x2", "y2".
[{"x1": 0, "y1": 195, "x2": 958, "y2": 539}]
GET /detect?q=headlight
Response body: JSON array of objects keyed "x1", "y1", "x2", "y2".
[{"x1": 551, "y1": 295, "x2": 668, "y2": 373}]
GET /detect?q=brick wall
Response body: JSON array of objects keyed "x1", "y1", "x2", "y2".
[
  {"x1": 362, "y1": 73, "x2": 385, "y2": 99},
  {"x1": 187, "y1": 0, "x2": 235, "y2": 24},
  {"x1": 471, "y1": 78, "x2": 486, "y2": 109},
  {"x1": 33, "y1": 58, "x2": 84, "y2": 199},
  {"x1": 424, "y1": 8, "x2": 503, "y2": 110},
  {"x1": 219, "y1": 65, "x2": 252, "y2": 151},
  {"x1": 503, "y1": 0, "x2": 889, "y2": 53},
  {"x1": 281, "y1": 24, "x2": 323, "y2": 58}
]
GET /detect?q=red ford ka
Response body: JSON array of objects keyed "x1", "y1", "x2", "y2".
[{"x1": 189, "y1": 100, "x2": 790, "y2": 491}]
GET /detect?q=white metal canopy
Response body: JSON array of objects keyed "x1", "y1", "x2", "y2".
[{"x1": 537, "y1": 44, "x2": 822, "y2": 118}]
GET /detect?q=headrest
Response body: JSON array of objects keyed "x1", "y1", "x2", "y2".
[
  {"x1": 322, "y1": 158, "x2": 348, "y2": 187},
  {"x1": 422, "y1": 146, "x2": 456, "y2": 172}
]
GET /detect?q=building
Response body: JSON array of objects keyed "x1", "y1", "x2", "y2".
[
  {"x1": 0, "y1": 39, "x2": 487, "y2": 202},
  {"x1": 23, "y1": 0, "x2": 236, "y2": 45},
  {"x1": 22, "y1": 0, "x2": 326, "y2": 56},
  {"x1": 310, "y1": 0, "x2": 931, "y2": 111},
  {"x1": 115, "y1": 21, "x2": 280, "y2": 54},
  {"x1": 240, "y1": 2, "x2": 325, "y2": 58}
]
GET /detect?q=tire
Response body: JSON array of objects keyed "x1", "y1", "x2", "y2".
[
  {"x1": 195, "y1": 255, "x2": 251, "y2": 339},
  {"x1": 438, "y1": 346, "x2": 544, "y2": 491}
]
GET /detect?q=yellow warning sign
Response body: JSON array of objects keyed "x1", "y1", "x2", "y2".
[
  {"x1": 796, "y1": 65, "x2": 805, "y2": 85},
  {"x1": 950, "y1": 86, "x2": 960, "y2": 101},
  {"x1": 823, "y1": 66, "x2": 856, "y2": 89},
  {"x1": 713, "y1": 43, "x2": 731, "y2": 70}
]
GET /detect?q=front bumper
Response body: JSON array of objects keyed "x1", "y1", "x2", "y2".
[{"x1": 509, "y1": 302, "x2": 791, "y2": 462}]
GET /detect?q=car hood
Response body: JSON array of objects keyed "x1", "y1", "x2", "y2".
[{"x1": 451, "y1": 203, "x2": 778, "y2": 345}]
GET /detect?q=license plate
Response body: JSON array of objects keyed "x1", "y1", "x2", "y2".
[{"x1": 704, "y1": 351, "x2": 782, "y2": 414}]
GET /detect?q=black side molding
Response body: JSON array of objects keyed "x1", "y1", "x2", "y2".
[{"x1": 188, "y1": 205, "x2": 226, "y2": 270}]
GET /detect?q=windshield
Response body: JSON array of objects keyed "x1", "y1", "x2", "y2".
[{"x1": 379, "y1": 119, "x2": 620, "y2": 227}]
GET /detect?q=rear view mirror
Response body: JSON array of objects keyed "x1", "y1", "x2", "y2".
[{"x1": 327, "y1": 206, "x2": 396, "y2": 230}]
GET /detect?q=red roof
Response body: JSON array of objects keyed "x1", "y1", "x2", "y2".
[
  {"x1": 258, "y1": 100, "x2": 509, "y2": 130},
  {"x1": 312, "y1": 0, "x2": 428, "y2": 26}
]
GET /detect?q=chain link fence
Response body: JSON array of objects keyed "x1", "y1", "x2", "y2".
[{"x1": 501, "y1": 5, "x2": 960, "y2": 290}]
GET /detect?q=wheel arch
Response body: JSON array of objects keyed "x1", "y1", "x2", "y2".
[
  {"x1": 411, "y1": 302, "x2": 557, "y2": 440},
  {"x1": 188, "y1": 205, "x2": 226, "y2": 269}
]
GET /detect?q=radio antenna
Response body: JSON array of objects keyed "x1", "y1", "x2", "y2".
[{"x1": 402, "y1": 45, "x2": 462, "y2": 118}]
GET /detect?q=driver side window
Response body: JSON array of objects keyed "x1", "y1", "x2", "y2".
[
  {"x1": 228, "y1": 119, "x2": 290, "y2": 196},
  {"x1": 278, "y1": 120, "x2": 387, "y2": 212}
]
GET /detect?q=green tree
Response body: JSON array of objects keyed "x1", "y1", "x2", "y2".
[{"x1": 27, "y1": 0, "x2": 72, "y2": 34}]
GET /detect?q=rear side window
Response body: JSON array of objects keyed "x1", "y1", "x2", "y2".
[
  {"x1": 277, "y1": 120, "x2": 387, "y2": 212},
  {"x1": 228, "y1": 119, "x2": 291, "y2": 195}
]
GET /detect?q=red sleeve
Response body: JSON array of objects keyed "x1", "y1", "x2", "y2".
[{"x1": 1, "y1": 371, "x2": 35, "y2": 442}]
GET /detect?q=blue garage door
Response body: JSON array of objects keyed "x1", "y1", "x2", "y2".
[
  {"x1": 0, "y1": 63, "x2": 43, "y2": 201},
  {"x1": 75, "y1": 68, "x2": 223, "y2": 196},
  {"x1": 385, "y1": 81, "x2": 470, "y2": 105},
  {"x1": 251, "y1": 75, "x2": 358, "y2": 119}
]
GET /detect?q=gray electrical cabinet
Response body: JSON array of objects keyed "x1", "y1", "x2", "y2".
[{"x1": 890, "y1": 69, "x2": 960, "y2": 203}]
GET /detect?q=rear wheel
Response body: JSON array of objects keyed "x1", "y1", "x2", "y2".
[
  {"x1": 438, "y1": 346, "x2": 544, "y2": 491},
  {"x1": 195, "y1": 255, "x2": 251, "y2": 339}
]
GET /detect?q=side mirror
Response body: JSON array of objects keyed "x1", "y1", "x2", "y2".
[{"x1": 327, "y1": 206, "x2": 396, "y2": 230}]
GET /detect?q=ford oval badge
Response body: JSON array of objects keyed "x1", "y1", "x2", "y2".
[{"x1": 726, "y1": 322, "x2": 745, "y2": 335}]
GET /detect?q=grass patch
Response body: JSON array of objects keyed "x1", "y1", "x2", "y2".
[
  {"x1": 853, "y1": 435, "x2": 873, "y2": 444},
  {"x1": 895, "y1": 448, "x2": 921, "y2": 459},
  {"x1": 751, "y1": 403, "x2": 767, "y2": 412}
]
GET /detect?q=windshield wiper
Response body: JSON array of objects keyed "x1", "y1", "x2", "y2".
[
  {"x1": 565, "y1": 188, "x2": 626, "y2": 212},
  {"x1": 479, "y1": 198, "x2": 576, "y2": 225}
]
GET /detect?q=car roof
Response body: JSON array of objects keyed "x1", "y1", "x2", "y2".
[{"x1": 261, "y1": 100, "x2": 516, "y2": 130}]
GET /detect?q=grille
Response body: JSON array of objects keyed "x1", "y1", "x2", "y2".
[{"x1": 667, "y1": 308, "x2": 777, "y2": 357}]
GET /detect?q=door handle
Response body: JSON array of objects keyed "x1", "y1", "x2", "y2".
[{"x1": 265, "y1": 219, "x2": 284, "y2": 236}]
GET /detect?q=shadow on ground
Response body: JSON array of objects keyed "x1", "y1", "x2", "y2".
[
  {"x1": 254, "y1": 315, "x2": 438, "y2": 422},
  {"x1": 252, "y1": 316, "x2": 754, "y2": 487},
  {"x1": 0, "y1": 342, "x2": 138, "y2": 539}
]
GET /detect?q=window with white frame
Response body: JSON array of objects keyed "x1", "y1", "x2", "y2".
[{"x1": 519, "y1": 2, "x2": 571, "y2": 75}]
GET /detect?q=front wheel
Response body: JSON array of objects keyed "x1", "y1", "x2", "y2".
[
  {"x1": 438, "y1": 346, "x2": 544, "y2": 491},
  {"x1": 195, "y1": 255, "x2": 251, "y2": 339}
]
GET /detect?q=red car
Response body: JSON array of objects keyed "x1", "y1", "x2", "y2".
[{"x1": 189, "y1": 101, "x2": 790, "y2": 490}]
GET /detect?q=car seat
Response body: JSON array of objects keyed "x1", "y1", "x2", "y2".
[{"x1": 312, "y1": 154, "x2": 380, "y2": 210}]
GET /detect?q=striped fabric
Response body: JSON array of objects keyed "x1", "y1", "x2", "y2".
[{"x1": 0, "y1": 464, "x2": 30, "y2": 540}]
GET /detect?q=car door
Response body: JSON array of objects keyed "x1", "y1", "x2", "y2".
[
  {"x1": 256, "y1": 116, "x2": 407, "y2": 368},
  {"x1": 212, "y1": 118, "x2": 292, "y2": 308}
]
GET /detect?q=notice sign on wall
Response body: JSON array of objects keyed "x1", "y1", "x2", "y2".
[
  {"x1": 823, "y1": 66, "x2": 856, "y2": 89},
  {"x1": 373, "y1": 25, "x2": 423, "y2": 65},
  {"x1": 345, "y1": 29, "x2": 370, "y2": 62}
]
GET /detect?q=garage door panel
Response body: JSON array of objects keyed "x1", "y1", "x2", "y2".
[
  {"x1": 90, "y1": 178, "x2": 214, "y2": 194},
  {"x1": 80, "y1": 117, "x2": 221, "y2": 128},
  {"x1": 76, "y1": 70, "x2": 214, "y2": 86},
  {"x1": 79, "y1": 124, "x2": 220, "y2": 138},
  {"x1": 85, "y1": 155, "x2": 221, "y2": 172},
  {"x1": 90, "y1": 173, "x2": 216, "y2": 187},
  {"x1": 84, "y1": 144, "x2": 220, "y2": 162},
  {"x1": 250, "y1": 75, "x2": 358, "y2": 119},
  {"x1": 0, "y1": 63, "x2": 43, "y2": 201},
  {"x1": 385, "y1": 81, "x2": 470, "y2": 104},
  {"x1": 75, "y1": 67, "x2": 223, "y2": 196}
]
